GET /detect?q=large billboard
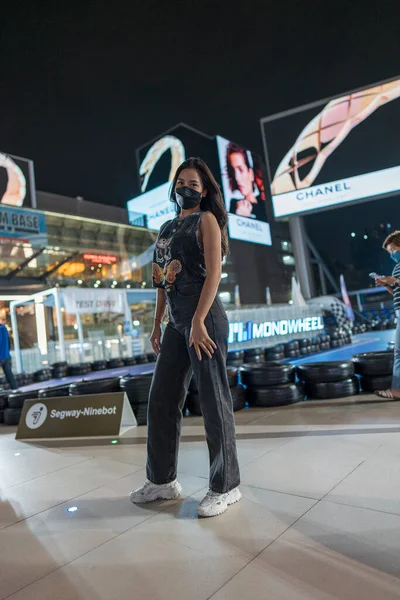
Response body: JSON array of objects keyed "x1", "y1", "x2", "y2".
[
  {"x1": 0, "y1": 153, "x2": 36, "y2": 208},
  {"x1": 128, "y1": 125, "x2": 218, "y2": 231},
  {"x1": 216, "y1": 136, "x2": 271, "y2": 246},
  {"x1": 136, "y1": 124, "x2": 218, "y2": 193},
  {"x1": 128, "y1": 125, "x2": 272, "y2": 246},
  {"x1": 261, "y1": 77, "x2": 400, "y2": 218},
  {"x1": 127, "y1": 181, "x2": 172, "y2": 231}
]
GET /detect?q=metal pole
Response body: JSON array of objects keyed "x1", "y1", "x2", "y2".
[
  {"x1": 76, "y1": 314, "x2": 85, "y2": 362},
  {"x1": 54, "y1": 288, "x2": 66, "y2": 361},
  {"x1": 289, "y1": 216, "x2": 313, "y2": 299},
  {"x1": 356, "y1": 294, "x2": 363, "y2": 312},
  {"x1": 318, "y1": 263, "x2": 327, "y2": 296},
  {"x1": 123, "y1": 289, "x2": 133, "y2": 358},
  {"x1": 10, "y1": 303, "x2": 23, "y2": 373},
  {"x1": 305, "y1": 234, "x2": 339, "y2": 293}
]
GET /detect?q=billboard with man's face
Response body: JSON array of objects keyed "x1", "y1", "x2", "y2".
[
  {"x1": 127, "y1": 126, "x2": 272, "y2": 246},
  {"x1": 216, "y1": 136, "x2": 271, "y2": 246}
]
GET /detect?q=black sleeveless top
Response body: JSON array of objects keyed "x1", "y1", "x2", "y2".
[{"x1": 152, "y1": 211, "x2": 207, "y2": 289}]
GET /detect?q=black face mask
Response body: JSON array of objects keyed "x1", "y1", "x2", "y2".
[{"x1": 175, "y1": 186, "x2": 202, "y2": 209}]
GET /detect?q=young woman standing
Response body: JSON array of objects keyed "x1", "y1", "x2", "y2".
[{"x1": 130, "y1": 158, "x2": 241, "y2": 517}]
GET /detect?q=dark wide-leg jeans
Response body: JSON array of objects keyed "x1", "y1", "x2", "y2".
[{"x1": 146, "y1": 282, "x2": 240, "y2": 494}]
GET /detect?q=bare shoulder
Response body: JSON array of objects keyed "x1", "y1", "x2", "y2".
[{"x1": 200, "y1": 211, "x2": 218, "y2": 227}]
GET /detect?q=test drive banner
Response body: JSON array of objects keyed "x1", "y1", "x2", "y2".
[{"x1": 63, "y1": 288, "x2": 125, "y2": 314}]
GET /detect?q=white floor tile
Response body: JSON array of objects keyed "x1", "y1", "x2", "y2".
[
  {"x1": 0, "y1": 471, "x2": 208, "y2": 599},
  {"x1": 210, "y1": 501, "x2": 400, "y2": 600},
  {"x1": 327, "y1": 441, "x2": 400, "y2": 515},
  {"x1": 240, "y1": 434, "x2": 383, "y2": 499},
  {"x1": 0, "y1": 458, "x2": 141, "y2": 529}
]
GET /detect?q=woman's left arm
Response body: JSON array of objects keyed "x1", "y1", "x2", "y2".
[{"x1": 189, "y1": 212, "x2": 222, "y2": 360}]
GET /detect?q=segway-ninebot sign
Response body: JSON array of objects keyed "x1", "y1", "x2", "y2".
[{"x1": 16, "y1": 393, "x2": 127, "y2": 440}]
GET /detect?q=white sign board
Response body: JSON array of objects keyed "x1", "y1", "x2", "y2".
[
  {"x1": 127, "y1": 182, "x2": 175, "y2": 231},
  {"x1": 63, "y1": 289, "x2": 125, "y2": 314},
  {"x1": 272, "y1": 165, "x2": 400, "y2": 218}
]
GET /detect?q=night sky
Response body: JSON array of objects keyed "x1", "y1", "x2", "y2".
[{"x1": 1, "y1": 1, "x2": 399, "y2": 215}]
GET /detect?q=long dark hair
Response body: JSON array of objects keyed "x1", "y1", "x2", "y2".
[{"x1": 170, "y1": 157, "x2": 229, "y2": 258}]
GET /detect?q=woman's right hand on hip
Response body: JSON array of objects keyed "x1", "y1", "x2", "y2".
[{"x1": 150, "y1": 324, "x2": 162, "y2": 356}]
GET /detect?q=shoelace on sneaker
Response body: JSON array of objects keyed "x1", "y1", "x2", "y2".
[
  {"x1": 204, "y1": 490, "x2": 228, "y2": 503},
  {"x1": 138, "y1": 480, "x2": 153, "y2": 493}
]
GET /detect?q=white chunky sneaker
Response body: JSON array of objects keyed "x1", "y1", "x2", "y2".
[
  {"x1": 129, "y1": 479, "x2": 182, "y2": 504},
  {"x1": 197, "y1": 487, "x2": 242, "y2": 518}
]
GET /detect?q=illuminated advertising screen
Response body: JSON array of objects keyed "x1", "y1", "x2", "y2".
[
  {"x1": 127, "y1": 181, "x2": 174, "y2": 231},
  {"x1": 136, "y1": 124, "x2": 219, "y2": 193},
  {"x1": 216, "y1": 136, "x2": 271, "y2": 246},
  {"x1": 129, "y1": 126, "x2": 272, "y2": 248},
  {"x1": 261, "y1": 77, "x2": 400, "y2": 218},
  {"x1": 0, "y1": 153, "x2": 36, "y2": 208},
  {"x1": 128, "y1": 125, "x2": 220, "y2": 231}
]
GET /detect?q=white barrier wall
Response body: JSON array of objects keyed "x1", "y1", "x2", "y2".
[{"x1": 226, "y1": 304, "x2": 324, "y2": 351}]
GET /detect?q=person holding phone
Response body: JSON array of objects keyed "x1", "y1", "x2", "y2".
[
  {"x1": 373, "y1": 230, "x2": 400, "y2": 399},
  {"x1": 130, "y1": 157, "x2": 241, "y2": 518}
]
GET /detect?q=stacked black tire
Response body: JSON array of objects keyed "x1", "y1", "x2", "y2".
[
  {"x1": 146, "y1": 352, "x2": 157, "y2": 363},
  {"x1": 186, "y1": 367, "x2": 245, "y2": 416},
  {"x1": 240, "y1": 362, "x2": 303, "y2": 407},
  {"x1": 39, "y1": 384, "x2": 71, "y2": 398},
  {"x1": 319, "y1": 334, "x2": 332, "y2": 351},
  {"x1": 0, "y1": 392, "x2": 8, "y2": 424},
  {"x1": 68, "y1": 363, "x2": 92, "y2": 376},
  {"x1": 69, "y1": 378, "x2": 121, "y2": 396},
  {"x1": 243, "y1": 347, "x2": 265, "y2": 364},
  {"x1": 2, "y1": 390, "x2": 40, "y2": 425},
  {"x1": 92, "y1": 360, "x2": 108, "y2": 371},
  {"x1": 34, "y1": 368, "x2": 52, "y2": 383},
  {"x1": 120, "y1": 374, "x2": 153, "y2": 425},
  {"x1": 297, "y1": 361, "x2": 359, "y2": 399},
  {"x1": 16, "y1": 373, "x2": 29, "y2": 387},
  {"x1": 353, "y1": 351, "x2": 394, "y2": 392},
  {"x1": 123, "y1": 357, "x2": 137, "y2": 366},
  {"x1": 330, "y1": 330, "x2": 352, "y2": 348},
  {"x1": 283, "y1": 335, "x2": 333, "y2": 359},
  {"x1": 264, "y1": 344, "x2": 285, "y2": 362},
  {"x1": 227, "y1": 351, "x2": 244, "y2": 368},
  {"x1": 107, "y1": 358, "x2": 124, "y2": 369},
  {"x1": 284, "y1": 341, "x2": 300, "y2": 359},
  {"x1": 135, "y1": 354, "x2": 149, "y2": 365},
  {"x1": 51, "y1": 362, "x2": 69, "y2": 378}
]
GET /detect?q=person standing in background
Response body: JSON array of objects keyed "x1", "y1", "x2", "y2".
[
  {"x1": 375, "y1": 230, "x2": 400, "y2": 399},
  {"x1": 0, "y1": 320, "x2": 18, "y2": 390}
]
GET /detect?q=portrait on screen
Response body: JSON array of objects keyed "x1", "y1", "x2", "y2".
[
  {"x1": 217, "y1": 137, "x2": 267, "y2": 223},
  {"x1": 216, "y1": 136, "x2": 271, "y2": 246}
]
